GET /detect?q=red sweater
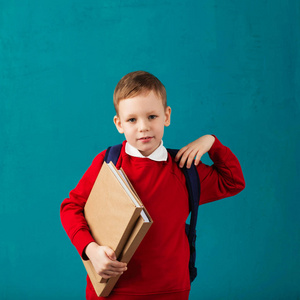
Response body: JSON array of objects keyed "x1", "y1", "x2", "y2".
[{"x1": 60, "y1": 137, "x2": 245, "y2": 299}]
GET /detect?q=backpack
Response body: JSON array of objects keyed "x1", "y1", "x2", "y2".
[{"x1": 104, "y1": 144, "x2": 201, "y2": 283}]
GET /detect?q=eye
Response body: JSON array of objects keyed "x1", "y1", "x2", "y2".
[
  {"x1": 127, "y1": 118, "x2": 136, "y2": 123},
  {"x1": 148, "y1": 115, "x2": 157, "y2": 120}
]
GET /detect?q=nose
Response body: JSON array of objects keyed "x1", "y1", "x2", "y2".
[{"x1": 138, "y1": 119, "x2": 149, "y2": 132}]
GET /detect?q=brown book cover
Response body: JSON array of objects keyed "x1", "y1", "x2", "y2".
[
  {"x1": 82, "y1": 162, "x2": 153, "y2": 297},
  {"x1": 83, "y1": 208, "x2": 152, "y2": 297}
]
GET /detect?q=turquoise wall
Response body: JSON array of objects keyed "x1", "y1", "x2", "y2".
[{"x1": 1, "y1": 1, "x2": 299, "y2": 299}]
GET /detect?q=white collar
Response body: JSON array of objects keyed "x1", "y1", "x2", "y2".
[{"x1": 125, "y1": 141, "x2": 168, "y2": 161}]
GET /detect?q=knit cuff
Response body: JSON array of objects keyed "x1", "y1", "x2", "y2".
[{"x1": 72, "y1": 229, "x2": 95, "y2": 260}]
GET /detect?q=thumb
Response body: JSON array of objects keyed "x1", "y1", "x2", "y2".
[{"x1": 103, "y1": 246, "x2": 116, "y2": 261}]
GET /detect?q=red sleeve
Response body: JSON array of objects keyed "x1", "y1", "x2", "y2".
[
  {"x1": 197, "y1": 136, "x2": 245, "y2": 205},
  {"x1": 60, "y1": 151, "x2": 106, "y2": 259}
]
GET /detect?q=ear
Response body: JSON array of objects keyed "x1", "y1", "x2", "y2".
[
  {"x1": 113, "y1": 115, "x2": 124, "y2": 134},
  {"x1": 164, "y1": 106, "x2": 171, "y2": 127}
]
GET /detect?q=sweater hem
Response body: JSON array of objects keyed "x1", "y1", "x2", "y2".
[{"x1": 112, "y1": 288, "x2": 191, "y2": 296}]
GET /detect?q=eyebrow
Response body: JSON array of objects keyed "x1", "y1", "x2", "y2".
[
  {"x1": 125, "y1": 114, "x2": 137, "y2": 119},
  {"x1": 125, "y1": 110, "x2": 158, "y2": 118},
  {"x1": 142, "y1": 110, "x2": 159, "y2": 116}
]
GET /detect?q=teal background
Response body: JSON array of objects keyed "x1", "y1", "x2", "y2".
[{"x1": 1, "y1": 1, "x2": 299, "y2": 299}]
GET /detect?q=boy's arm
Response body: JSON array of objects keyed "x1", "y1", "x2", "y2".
[
  {"x1": 176, "y1": 135, "x2": 245, "y2": 205},
  {"x1": 60, "y1": 151, "x2": 127, "y2": 278},
  {"x1": 60, "y1": 152, "x2": 105, "y2": 259}
]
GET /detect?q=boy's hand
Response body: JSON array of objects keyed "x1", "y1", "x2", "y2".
[
  {"x1": 85, "y1": 242, "x2": 127, "y2": 279},
  {"x1": 175, "y1": 135, "x2": 215, "y2": 169}
]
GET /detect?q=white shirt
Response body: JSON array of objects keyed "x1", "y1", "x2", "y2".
[{"x1": 125, "y1": 141, "x2": 168, "y2": 162}]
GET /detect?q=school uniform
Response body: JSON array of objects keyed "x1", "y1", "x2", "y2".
[{"x1": 60, "y1": 137, "x2": 245, "y2": 299}]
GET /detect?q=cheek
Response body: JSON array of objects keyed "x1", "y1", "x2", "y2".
[
  {"x1": 155, "y1": 122, "x2": 165, "y2": 136},
  {"x1": 122, "y1": 125, "x2": 135, "y2": 137}
]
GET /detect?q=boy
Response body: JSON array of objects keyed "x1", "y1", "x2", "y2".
[{"x1": 60, "y1": 71, "x2": 245, "y2": 300}]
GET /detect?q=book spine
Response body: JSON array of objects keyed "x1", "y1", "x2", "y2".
[
  {"x1": 99, "y1": 206, "x2": 143, "y2": 284},
  {"x1": 83, "y1": 215, "x2": 152, "y2": 297}
]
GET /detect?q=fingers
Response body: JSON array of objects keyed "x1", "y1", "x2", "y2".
[
  {"x1": 194, "y1": 151, "x2": 203, "y2": 167},
  {"x1": 102, "y1": 247, "x2": 127, "y2": 278},
  {"x1": 103, "y1": 246, "x2": 117, "y2": 261},
  {"x1": 101, "y1": 271, "x2": 122, "y2": 279},
  {"x1": 175, "y1": 146, "x2": 192, "y2": 168},
  {"x1": 185, "y1": 150, "x2": 196, "y2": 169},
  {"x1": 103, "y1": 246, "x2": 127, "y2": 270},
  {"x1": 175, "y1": 147, "x2": 203, "y2": 169},
  {"x1": 109, "y1": 259, "x2": 127, "y2": 271},
  {"x1": 175, "y1": 147, "x2": 191, "y2": 168},
  {"x1": 175, "y1": 135, "x2": 215, "y2": 168},
  {"x1": 175, "y1": 147, "x2": 187, "y2": 163},
  {"x1": 95, "y1": 260, "x2": 127, "y2": 279},
  {"x1": 100, "y1": 262, "x2": 128, "y2": 279}
]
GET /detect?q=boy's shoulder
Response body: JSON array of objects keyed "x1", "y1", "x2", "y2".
[
  {"x1": 103, "y1": 143, "x2": 123, "y2": 165},
  {"x1": 91, "y1": 141, "x2": 126, "y2": 165}
]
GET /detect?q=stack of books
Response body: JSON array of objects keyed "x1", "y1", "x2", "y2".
[{"x1": 82, "y1": 161, "x2": 153, "y2": 297}]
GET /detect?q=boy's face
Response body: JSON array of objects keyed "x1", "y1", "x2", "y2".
[{"x1": 114, "y1": 90, "x2": 171, "y2": 157}]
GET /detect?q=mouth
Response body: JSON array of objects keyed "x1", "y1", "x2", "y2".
[{"x1": 138, "y1": 136, "x2": 153, "y2": 142}]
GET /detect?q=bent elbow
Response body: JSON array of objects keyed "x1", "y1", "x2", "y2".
[{"x1": 235, "y1": 176, "x2": 246, "y2": 193}]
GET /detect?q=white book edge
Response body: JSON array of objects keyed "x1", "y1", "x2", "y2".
[
  {"x1": 107, "y1": 163, "x2": 141, "y2": 208},
  {"x1": 107, "y1": 163, "x2": 150, "y2": 223},
  {"x1": 117, "y1": 169, "x2": 150, "y2": 223}
]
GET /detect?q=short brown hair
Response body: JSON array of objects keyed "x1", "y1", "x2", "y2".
[{"x1": 113, "y1": 71, "x2": 167, "y2": 114}]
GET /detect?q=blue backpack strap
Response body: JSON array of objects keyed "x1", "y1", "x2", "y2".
[
  {"x1": 167, "y1": 148, "x2": 201, "y2": 283},
  {"x1": 104, "y1": 144, "x2": 123, "y2": 165}
]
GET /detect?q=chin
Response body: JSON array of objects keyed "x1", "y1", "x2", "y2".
[{"x1": 138, "y1": 148, "x2": 153, "y2": 156}]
